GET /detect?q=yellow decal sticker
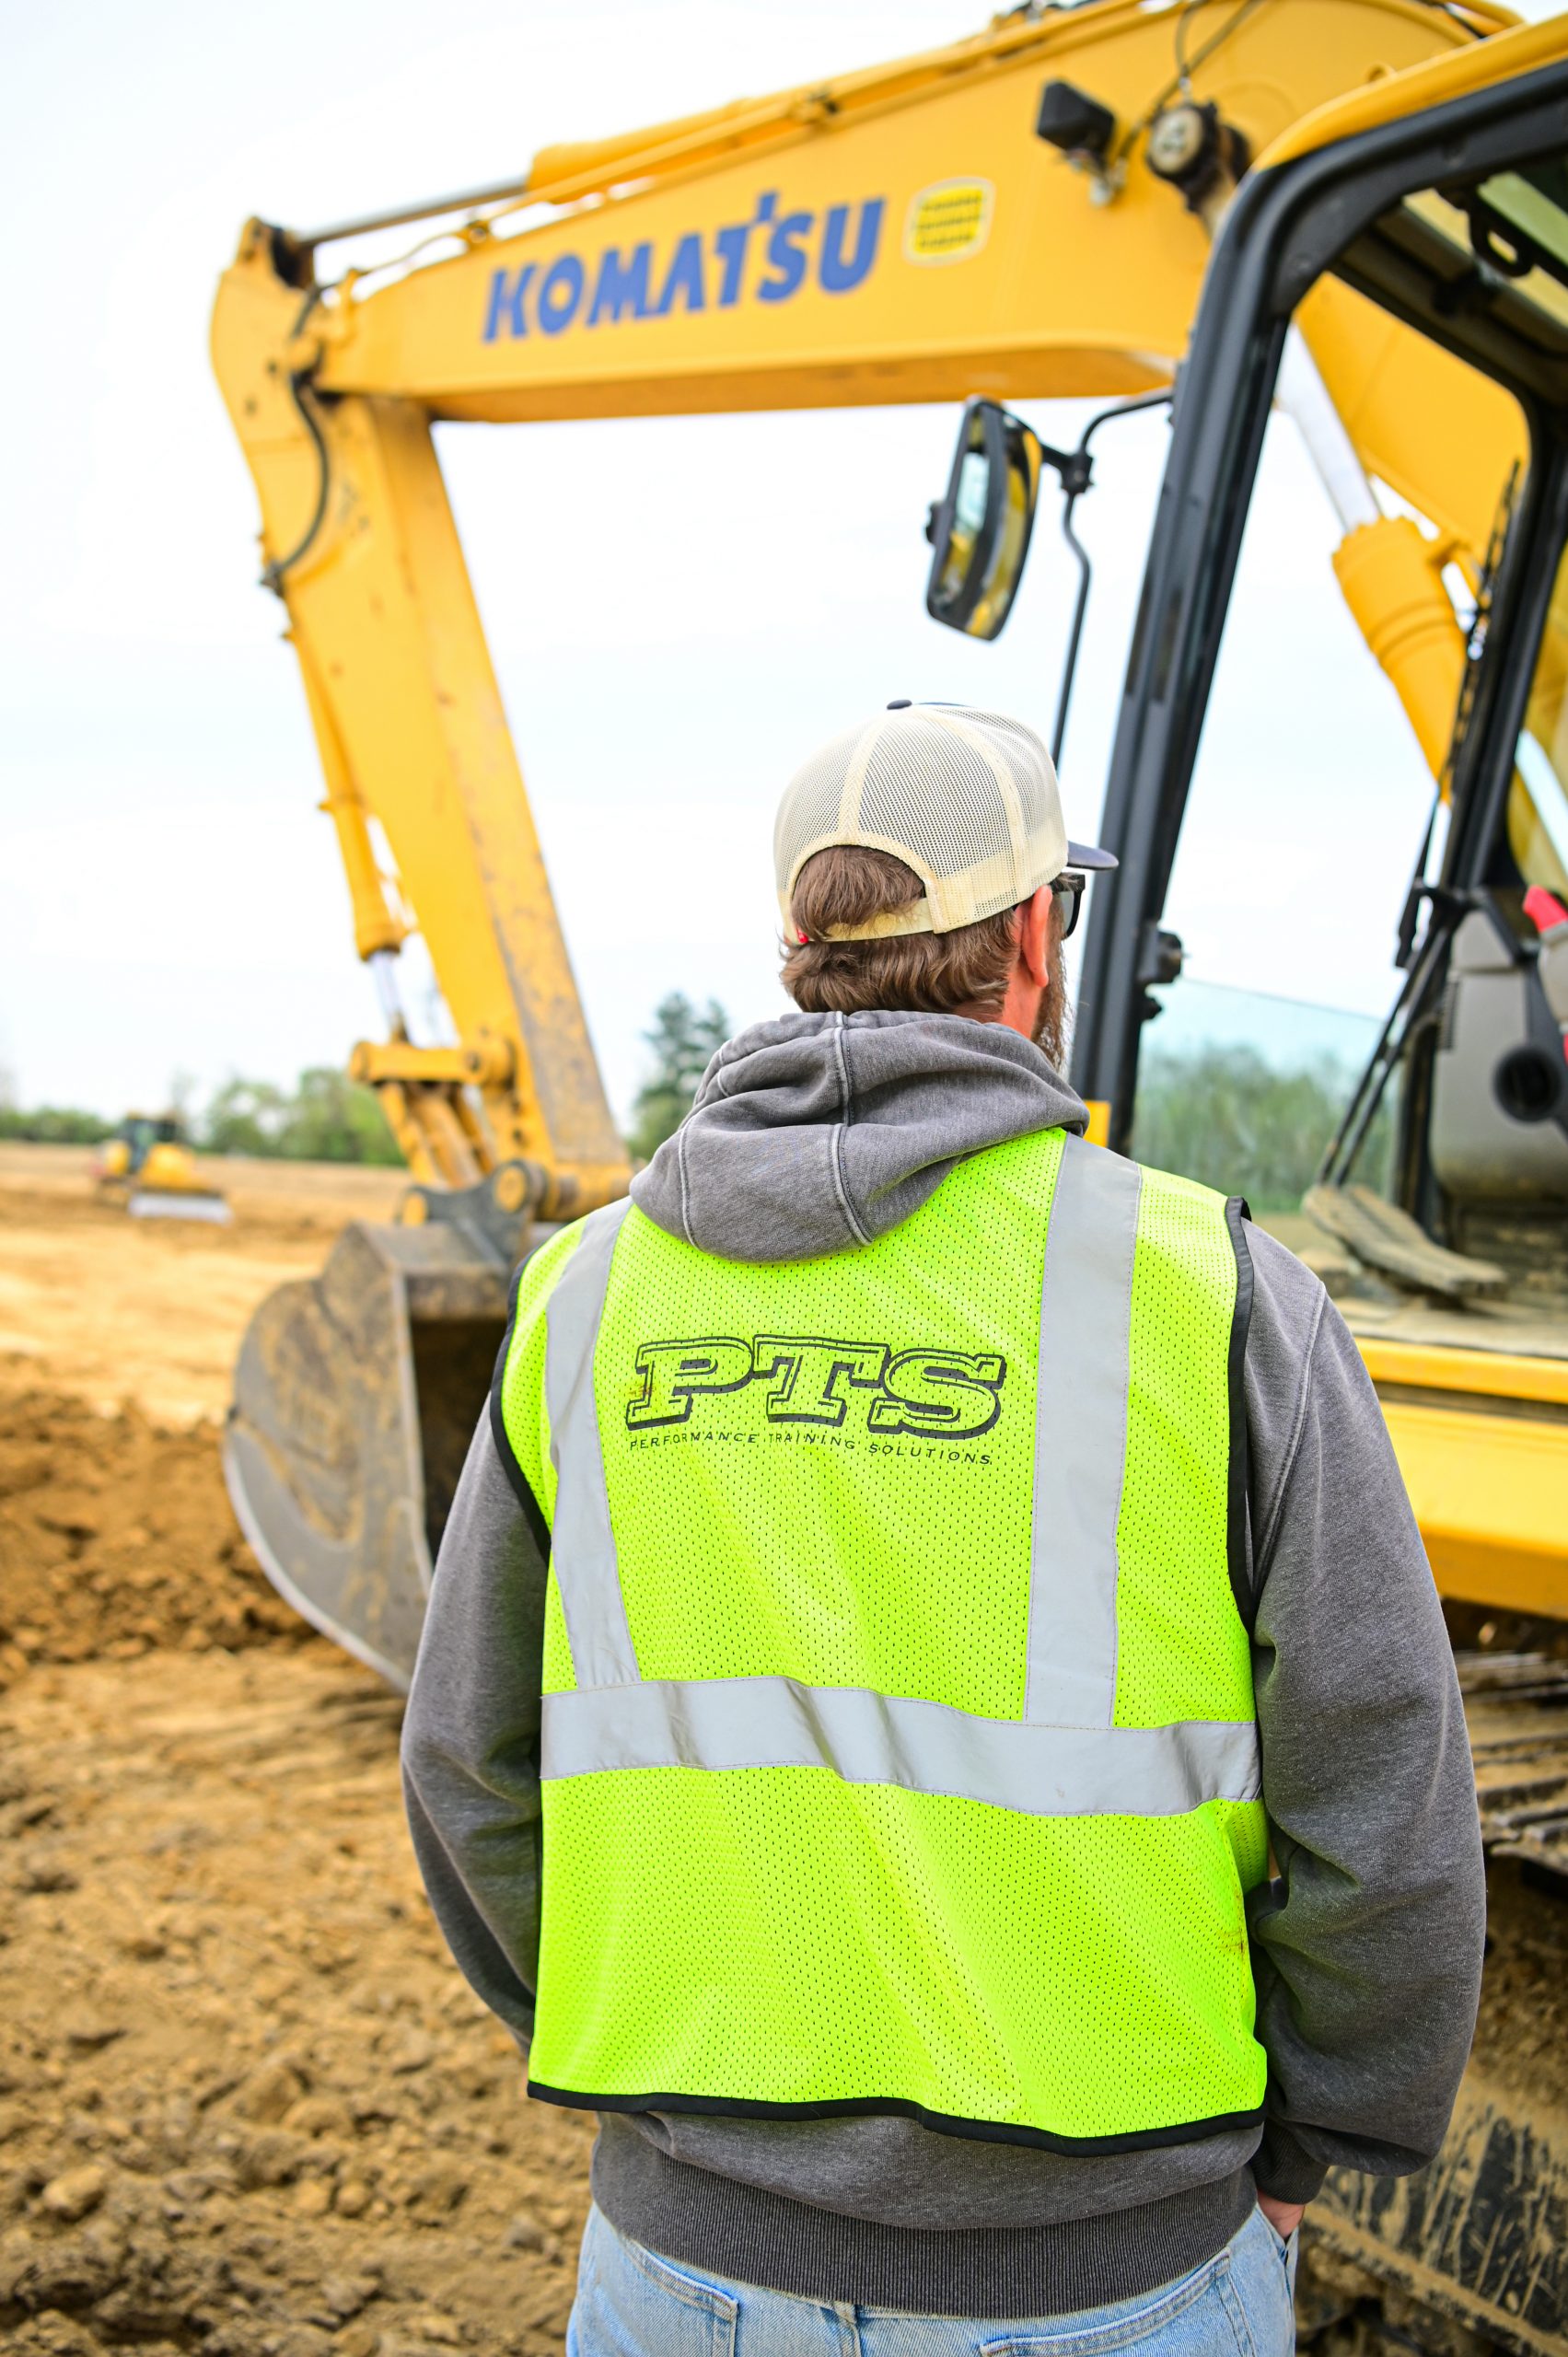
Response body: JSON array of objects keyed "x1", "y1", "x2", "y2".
[{"x1": 904, "y1": 180, "x2": 993, "y2": 266}]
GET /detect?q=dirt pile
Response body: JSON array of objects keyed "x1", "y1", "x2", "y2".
[
  {"x1": 0, "y1": 1147, "x2": 591, "y2": 2351},
  {"x1": 0, "y1": 1646, "x2": 590, "y2": 2357},
  {"x1": 0, "y1": 1387, "x2": 307, "y2": 1681}
]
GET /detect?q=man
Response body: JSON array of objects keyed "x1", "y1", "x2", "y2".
[{"x1": 403, "y1": 702, "x2": 1484, "y2": 2356}]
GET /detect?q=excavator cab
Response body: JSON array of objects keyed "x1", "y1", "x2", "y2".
[
  {"x1": 1068, "y1": 64, "x2": 1568, "y2": 1605},
  {"x1": 927, "y1": 58, "x2": 1568, "y2": 1411}
]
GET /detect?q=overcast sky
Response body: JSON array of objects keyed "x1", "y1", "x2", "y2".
[{"x1": 5, "y1": 0, "x2": 1551, "y2": 1127}]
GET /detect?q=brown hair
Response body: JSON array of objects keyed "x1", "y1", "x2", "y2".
[{"x1": 782, "y1": 846, "x2": 1022, "y2": 1017}]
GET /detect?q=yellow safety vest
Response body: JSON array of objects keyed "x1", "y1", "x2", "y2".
[{"x1": 495, "y1": 1129, "x2": 1267, "y2": 2151}]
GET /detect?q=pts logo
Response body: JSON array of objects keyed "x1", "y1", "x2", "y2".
[{"x1": 626, "y1": 1337, "x2": 1005, "y2": 1441}]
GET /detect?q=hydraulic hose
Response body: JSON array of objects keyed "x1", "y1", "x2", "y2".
[{"x1": 261, "y1": 293, "x2": 331, "y2": 596}]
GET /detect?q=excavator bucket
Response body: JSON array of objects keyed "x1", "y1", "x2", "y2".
[{"x1": 224, "y1": 1216, "x2": 514, "y2": 1689}]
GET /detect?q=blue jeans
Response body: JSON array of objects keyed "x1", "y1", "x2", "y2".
[{"x1": 567, "y1": 2201, "x2": 1300, "y2": 2355}]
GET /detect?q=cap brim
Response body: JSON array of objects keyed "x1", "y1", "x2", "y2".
[{"x1": 1065, "y1": 839, "x2": 1118, "y2": 871}]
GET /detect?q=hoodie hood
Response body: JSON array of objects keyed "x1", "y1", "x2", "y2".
[{"x1": 630, "y1": 1009, "x2": 1086, "y2": 1263}]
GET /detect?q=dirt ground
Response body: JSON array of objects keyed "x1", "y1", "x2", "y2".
[
  {"x1": 0, "y1": 1146, "x2": 406, "y2": 1426},
  {"x1": 5, "y1": 1146, "x2": 1564, "y2": 2357},
  {"x1": 0, "y1": 1146, "x2": 590, "y2": 2355}
]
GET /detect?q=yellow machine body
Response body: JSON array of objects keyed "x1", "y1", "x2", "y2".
[{"x1": 211, "y1": 0, "x2": 1563, "y2": 1651}]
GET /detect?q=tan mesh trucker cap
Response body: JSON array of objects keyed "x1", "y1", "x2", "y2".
[{"x1": 775, "y1": 701, "x2": 1116, "y2": 941}]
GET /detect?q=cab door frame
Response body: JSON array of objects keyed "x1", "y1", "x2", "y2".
[{"x1": 1071, "y1": 58, "x2": 1568, "y2": 1155}]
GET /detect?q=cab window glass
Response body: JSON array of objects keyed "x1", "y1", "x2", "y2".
[
  {"x1": 1130, "y1": 319, "x2": 1524, "y2": 1218},
  {"x1": 1513, "y1": 543, "x2": 1568, "y2": 898}
]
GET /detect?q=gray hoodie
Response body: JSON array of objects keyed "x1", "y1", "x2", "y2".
[{"x1": 402, "y1": 1010, "x2": 1484, "y2": 2318}]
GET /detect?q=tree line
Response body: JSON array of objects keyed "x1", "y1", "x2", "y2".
[
  {"x1": 1, "y1": 998, "x2": 1387, "y2": 1206},
  {"x1": 0, "y1": 1068, "x2": 401, "y2": 1165},
  {"x1": 1133, "y1": 1042, "x2": 1392, "y2": 1212}
]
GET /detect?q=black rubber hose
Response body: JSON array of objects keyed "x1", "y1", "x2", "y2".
[{"x1": 261, "y1": 294, "x2": 331, "y2": 596}]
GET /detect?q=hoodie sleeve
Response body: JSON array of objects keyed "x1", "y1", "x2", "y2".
[
  {"x1": 1240, "y1": 1226, "x2": 1486, "y2": 2204},
  {"x1": 401, "y1": 1414, "x2": 546, "y2": 2045}
]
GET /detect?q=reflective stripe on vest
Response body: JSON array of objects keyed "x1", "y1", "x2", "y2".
[
  {"x1": 540, "y1": 1142, "x2": 1258, "y2": 1810},
  {"x1": 541, "y1": 1675, "x2": 1260, "y2": 1814},
  {"x1": 542, "y1": 1196, "x2": 637, "y2": 1689},
  {"x1": 1026, "y1": 1136, "x2": 1139, "y2": 1726}
]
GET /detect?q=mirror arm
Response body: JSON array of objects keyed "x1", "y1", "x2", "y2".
[
  {"x1": 1038, "y1": 441, "x2": 1093, "y2": 498},
  {"x1": 1052, "y1": 488, "x2": 1095, "y2": 768},
  {"x1": 1046, "y1": 389, "x2": 1175, "y2": 770}
]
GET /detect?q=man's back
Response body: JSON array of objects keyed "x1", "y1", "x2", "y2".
[
  {"x1": 497, "y1": 1091, "x2": 1260, "y2": 2148},
  {"x1": 402, "y1": 707, "x2": 1484, "y2": 2349}
]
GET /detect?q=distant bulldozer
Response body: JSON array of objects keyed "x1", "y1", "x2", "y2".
[{"x1": 97, "y1": 1113, "x2": 230, "y2": 1225}]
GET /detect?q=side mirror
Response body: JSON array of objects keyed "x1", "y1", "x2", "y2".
[
  {"x1": 925, "y1": 399, "x2": 1043, "y2": 640},
  {"x1": 923, "y1": 384, "x2": 1172, "y2": 764}
]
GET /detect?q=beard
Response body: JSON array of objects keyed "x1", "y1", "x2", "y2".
[{"x1": 1033, "y1": 943, "x2": 1071, "y2": 1072}]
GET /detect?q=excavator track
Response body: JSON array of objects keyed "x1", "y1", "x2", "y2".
[
  {"x1": 1461, "y1": 1653, "x2": 1568, "y2": 1880},
  {"x1": 1306, "y1": 1655, "x2": 1568, "y2": 2356}
]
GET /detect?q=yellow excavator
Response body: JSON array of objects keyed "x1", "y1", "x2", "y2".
[{"x1": 213, "y1": 3, "x2": 1568, "y2": 2343}]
